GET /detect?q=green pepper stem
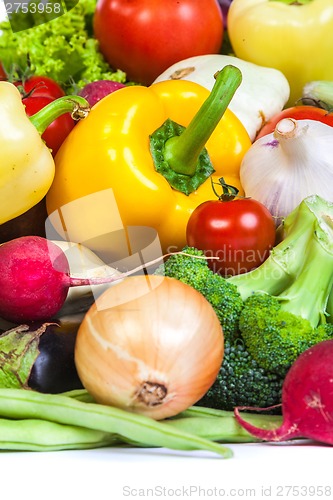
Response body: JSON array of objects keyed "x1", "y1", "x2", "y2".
[
  {"x1": 163, "y1": 65, "x2": 242, "y2": 176},
  {"x1": 29, "y1": 95, "x2": 90, "y2": 135}
]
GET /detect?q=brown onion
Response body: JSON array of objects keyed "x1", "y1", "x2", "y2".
[{"x1": 74, "y1": 275, "x2": 224, "y2": 420}]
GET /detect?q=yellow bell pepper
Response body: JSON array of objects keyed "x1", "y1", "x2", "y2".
[
  {"x1": 46, "y1": 66, "x2": 251, "y2": 256},
  {"x1": 227, "y1": 0, "x2": 333, "y2": 107},
  {"x1": 0, "y1": 81, "x2": 89, "y2": 225}
]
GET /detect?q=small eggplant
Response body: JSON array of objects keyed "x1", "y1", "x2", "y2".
[
  {"x1": 29, "y1": 318, "x2": 84, "y2": 394},
  {"x1": 0, "y1": 317, "x2": 84, "y2": 394}
]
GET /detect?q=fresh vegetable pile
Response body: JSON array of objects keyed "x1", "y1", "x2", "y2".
[{"x1": 0, "y1": 0, "x2": 333, "y2": 458}]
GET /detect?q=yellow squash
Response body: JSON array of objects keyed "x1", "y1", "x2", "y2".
[{"x1": 228, "y1": 0, "x2": 333, "y2": 106}]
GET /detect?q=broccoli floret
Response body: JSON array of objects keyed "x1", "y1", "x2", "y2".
[
  {"x1": 238, "y1": 196, "x2": 333, "y2": 376},
  {"x1": 239, "y1": 294, "x2": 333, "y2": 377},
  {"x1": 155, "y1": 246, "x2": 243, "y2": 342},
  {"x1": 155, "y1": 246, "x2": 210, "y2": 289},
  {"x1": 198, "y1": 339, "x2": 284, "y2": 411}
]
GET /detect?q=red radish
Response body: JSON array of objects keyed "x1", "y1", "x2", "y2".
[
  {"x1": 0, "y1": 236, "x2": 128, "y2": 323},
  {"x1": 0, "y1": 236, "x2": 189, "y2": 323},
  {"x1": 78, "y1": 80, "x2": 126, "y2": 107},
  {"x1": 234, "y1": 339, "x2": 333, "y2": 445}
]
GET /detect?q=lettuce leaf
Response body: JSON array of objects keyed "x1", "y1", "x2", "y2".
[{"x1": 0, "y1": 0, "x2": 126, "y2": 92}]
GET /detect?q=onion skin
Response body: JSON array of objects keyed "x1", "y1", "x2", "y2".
[{"x1": 74, "y1": 275, "x2": 224, "y2": 420}]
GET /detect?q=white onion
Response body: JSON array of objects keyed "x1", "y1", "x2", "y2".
[{"x1": 74, "y1": 275, "x2": 224, "y2": 420}]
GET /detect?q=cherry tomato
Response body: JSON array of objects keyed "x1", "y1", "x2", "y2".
[
  {"x1": 23, "y1": 95, "x2": 75, "y2": 156},
  {"x1": 93, "y1": 0, "x2": 224, "y2": 86},
  {"x1": 186, "y1": 197, "x2": 276, "y2": 276},
  {"x1": 256, "y1": 105, "x2": 333, "y2": 139},
  {"x1": 15, "y1": 75, "x2": 66, "y2": 100}
]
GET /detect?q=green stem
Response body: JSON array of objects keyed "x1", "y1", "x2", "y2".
[
  {"x1": 229, "y1": 197, "x2": 320, "y2": 300},
  {"x1": 278, "y1": 231, "x2": 333, "y2": 327},
  {"x1": 29, "y1": 95, "x2": 90, "y2": 135},
  {"x1": 164, "y1": 65, "x2": 242, "y2": 176}
]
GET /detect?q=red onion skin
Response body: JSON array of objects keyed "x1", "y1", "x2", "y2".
[{"x1": 234, "y1": 339, "x2": 333, "y2": 444}]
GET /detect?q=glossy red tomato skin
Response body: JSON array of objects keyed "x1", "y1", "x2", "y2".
[
  {"x1": 93, "y1": 0, "x2": 224, "y2": 86},
  {"x1": 186, "y1": 198, "x2": 276, "y2": 276},
  {"x1": 14, "y1": 75, "x2": 66, "y2": 99},
  {"x1": 21, "y1": 76, "x2": 66, "y2": 99},
  {"x1": 256, "y1": 106, "x2": 333, "y2": 139},
  {"x1": 23, "y1": 95, "x2": 75, "y2": 156}
]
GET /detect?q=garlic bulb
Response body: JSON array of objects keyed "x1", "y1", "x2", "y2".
[{"x1": 240, "y1": 118, "x2": 333, "y2": 223}]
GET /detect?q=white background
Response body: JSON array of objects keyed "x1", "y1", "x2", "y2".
[{"x1": 0, "y1": 441, "x2": 332, "y2": 500}]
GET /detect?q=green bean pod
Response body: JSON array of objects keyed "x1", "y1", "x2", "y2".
[
  {"x1": 163, "y1": 414, "x2": 282, "y2": 443},
  {"x1": 0, "y1": 417, "x2": 121, "y2": 451},
  {"x1": 0, "y1": 388, "x2": 232, "y2": 458}
]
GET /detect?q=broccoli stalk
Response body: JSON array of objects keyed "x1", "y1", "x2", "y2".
[
  {"x1": 228, "y1": 194, "x2": 331, "y2": 300},
  {"x1": 327, "y1": 288, "x2": 333, "y2": 324},
  {"x1": 239, "y1": 195, "x2": 333, "y2": 377},
  {"x1": 279, "y1": 228, "x2": 333, "y2": 327}
]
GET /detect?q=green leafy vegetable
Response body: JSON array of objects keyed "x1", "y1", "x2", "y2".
[
  {"x1": 0, "y1": 0, "x2": 126, "y2": 91},
  {"x1": 0, "y1": 324, "x2": 47, "y2": 389}
]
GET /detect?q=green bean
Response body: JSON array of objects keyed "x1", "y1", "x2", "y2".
[
  {"x1": 163, "y1": 413, "x2": 283, "y2": 443},
  {"x1": 62, "y1": 389, "x2": 95, "y2": 403},
  {"x1": 0, "y1": 389, "x2": 233, "y2": 458},
  {"x1": 0, "y1": 417, "x2": 121, "y2": 451},
  {"x1": 175, "y1": 405, "x2": 234, "y2": 419}
]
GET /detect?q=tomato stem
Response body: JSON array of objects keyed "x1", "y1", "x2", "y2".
[{"x1": 211, "y1": 177, "x2": 240, "y2": 201}]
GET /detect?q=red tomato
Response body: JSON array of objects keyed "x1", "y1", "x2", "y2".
[
  {"x1": 15, "y1": 75, "x2": 66, "y2": 99},
  {"x1": 0, "y1": 62, "x2": 7, "y2": 81},
  {"x1": 256, "y1": 106, "x2": 333, "y2": 139},
  {"x1": 23, "y1": 95, "x2": 75, "y2": 156},
  {"x1": 93, "y1": 0, "x2": 224, "y2": 86},
  {"x1": 186, "y1": 198, "x2": 276, "y2": 276}
]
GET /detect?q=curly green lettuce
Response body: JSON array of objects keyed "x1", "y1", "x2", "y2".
[{"x1": 0, "y1": 0, "x2": 126, "y2": 92}]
